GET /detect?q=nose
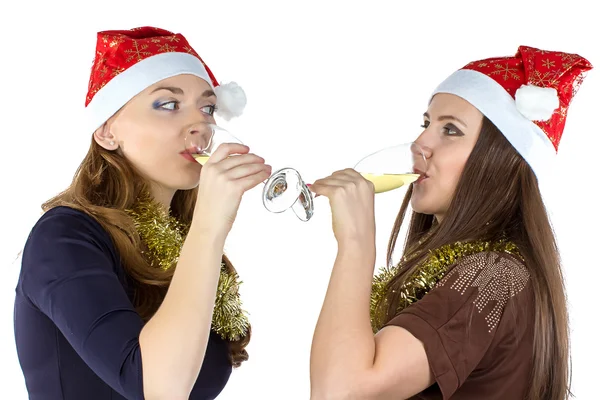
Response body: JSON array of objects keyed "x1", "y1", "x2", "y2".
[
  {"x1": 412, "y1": 134, "x2": 432, "y2": 174},
  {"x1": 185, "y1": 122, "x2": 214, "y2": 152},
  {"x1": 419, "y1": 144, "x2": 433, "y2": 159},
  {"x1": 412, "y1": 141, "x2": 432, "y2": 160},
  {"x1": 413, "y1": 133, "x2": 433, "y2": 159}
]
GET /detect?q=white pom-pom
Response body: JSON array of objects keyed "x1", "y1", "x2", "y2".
[
  {"x1": 214, "y1": 81, "x2": 247, "y2": 121},
  {"x1": 515, "y1": 84, "x2": 559, "y2": 121}
]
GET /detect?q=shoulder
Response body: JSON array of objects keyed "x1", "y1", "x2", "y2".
[
  {"x1": 438, "y1": 251, "x2": 530, "y2": 293},
  {"x1": 436, "y1": 251, "x2": 530, "y2": 331},
  {"x1": 22, "y1": 206, "x2": 120, "y2": 274},
  {"x1": 27, "y1": 206, "x2": 114, "y2": 249},
  {"x1": 34, "y1": 205, "x2": 105, "y2": 231},
  {"x1": 385, "y1": 251, "x2": 532, "y2": 399},
  {"x1": 18, "y1": 206, "x2": 126, "y2": 304}
]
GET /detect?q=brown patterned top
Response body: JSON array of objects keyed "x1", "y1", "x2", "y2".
[{"x1": 387, "y1": 251, "x2": 534, "y2": 399}]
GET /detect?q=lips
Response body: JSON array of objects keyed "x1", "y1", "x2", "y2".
[
  {"x1": 180, "y1": 147, "x2": 200, "y2": 155},
  {"x1": 180, "y1": 147, "x2": 202, "y2": 163},
  {"x1": 413, "y1": 168, "x2": 429, "y2": 184},
  {"x1": 181, "y1": 152, "x2": 197, "y2": 162}
]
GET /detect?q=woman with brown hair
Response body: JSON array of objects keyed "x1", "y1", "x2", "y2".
[
  {"x1": 13, "y1": 26, "x2": 271, "y2": 400},
  {"x1": 308, "y1": 46, "x2": 592, "y2": 399}
]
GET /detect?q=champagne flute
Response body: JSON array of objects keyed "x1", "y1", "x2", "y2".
[
  {"x1": 353, "y1": 142, "x2": 427, "y2": 193},
  {"x1": 297, "y1": 142, "x2": 428, "y2": 219},
  {"x1": 184, "y1": 123, "x2": 313, "y2": 220}
]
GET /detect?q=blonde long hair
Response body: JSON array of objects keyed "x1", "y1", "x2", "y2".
[{"x1": 43, "y1": 137, "x2": 250, "y2": 367}]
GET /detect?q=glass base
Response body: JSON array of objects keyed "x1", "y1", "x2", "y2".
[
  {"x1": 262, "y1": 167, "x2": 314, "y2": 221},
  {"x1": 262, "y1": 168, "x2": 303, "y2": 213},
  {"x1": 291, "y1": 183, "x2": 314, "y2": 221}
]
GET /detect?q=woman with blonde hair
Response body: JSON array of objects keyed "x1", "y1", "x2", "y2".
[{"x1": 13, "y1": 26, "x2": 270, "y2": 400}]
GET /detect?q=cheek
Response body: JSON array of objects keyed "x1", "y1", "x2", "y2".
[
  {"x1": 117, "y1": 123, "x2": 188, "y2": 185},
  {"x1": 437, "y1": 150, "x2": 471, "y2": 196},
  {"x1": 445, "y1": 159, "x2": 468, "y2": 185},
  {"x1": 411, "y1": 145, "x2": 473, "y2": 213},
  {"x1": 120, "y1": 120, "x2": 180, "y2": 157}
]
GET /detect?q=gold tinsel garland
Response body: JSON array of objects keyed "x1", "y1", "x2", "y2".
[
  {"x1": 370, "y1": 237, "x2": 522, "y2": 333},
  {"x1": 125, "y1": 196, "x2": 249, "y2": 342}
]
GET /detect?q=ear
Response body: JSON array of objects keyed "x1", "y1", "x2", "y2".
[{"x1": 93, "y1": 122, "x2": 119, "y2": 151}]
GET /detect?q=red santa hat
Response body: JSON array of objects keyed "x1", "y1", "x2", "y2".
[
  {"x1": 84, "y1": 26, "x2": 246, "y2": 133},
  {"x1": 431, "y1": 45, "x2": 592, "y2": 179}
]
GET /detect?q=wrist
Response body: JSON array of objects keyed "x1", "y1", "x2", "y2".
[
  {"x1": 337, "y1": 237, "x2": 376, "y2": 261},
  {"x1": 336, "y1": 227, "x2": 375, "y2": 250},
  {"x1": 188, "y1": 219, "x2": 228, "y2": 247}
]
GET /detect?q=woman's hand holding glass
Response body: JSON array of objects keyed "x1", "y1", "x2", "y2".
[{"x1": 184, "y1": 123, "x2": 427, "y2": 222}]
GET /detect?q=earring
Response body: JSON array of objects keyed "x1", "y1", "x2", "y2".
[{"x1": 109, "y1": 141, "x2": 115, "y2": 146}]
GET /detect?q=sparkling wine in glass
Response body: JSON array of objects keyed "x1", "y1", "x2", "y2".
[
  {"x1": 184, "y1": 123, "x2": 313, "y2": 220},
  {"x1": 353, "y1": 142, "x2": 427, "y2": 193},
  {"x1": 292, "y1": 142, "x2": 428, "y2": 219}
]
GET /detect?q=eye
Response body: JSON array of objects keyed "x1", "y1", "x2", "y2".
[
  {"x1": 442, "y1": 124, "x2": 464, "y2": 136},
  {"x1": 200, "y1": 104, "x2": 217, "y2": 116},
  {"x1": 153, "y1": 100, "x2": 179, "y2": 111},
  {"x1": 420, "y1": 120, "x2": 430, "y2": 129}
]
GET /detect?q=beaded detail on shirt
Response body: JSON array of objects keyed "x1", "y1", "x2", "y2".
[{"x1": 437, "y1": 252, "x2": 530, "y2": 332}]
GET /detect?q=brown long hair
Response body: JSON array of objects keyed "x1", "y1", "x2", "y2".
[
  {"x1": 383, "y1": 117, "x2": 570, "y2": 399},
  {"x1": 43, "y1": 137, "x2": 250, "y2": 367}
]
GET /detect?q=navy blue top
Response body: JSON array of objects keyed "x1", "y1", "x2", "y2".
[{"x1": 13, "y1": 206, "x2": 232, "y2": 400}]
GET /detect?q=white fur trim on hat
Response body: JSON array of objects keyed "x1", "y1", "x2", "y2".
[
  {"x1": 515, "y1": 84, "x2": 559, "y2": 121},
  {"x1": 85, "y1": 52, "x2": 213, "y2": 133},
  {"x1": 215, "y1": 81, "x2": 247, "y2": 121},
  {"x1": 431, "y1": 69, "x2": 556, "y2": 181}
]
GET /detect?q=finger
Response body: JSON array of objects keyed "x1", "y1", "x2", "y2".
[
  {"x1": 308, "y1": 183, "x2": 337, "y2": 199},
  {"x1": 306, "y1": 183, "x2": 320, "y2": 198},
  {"x1": 226, "y1": 163, "x2": 272, "y2": 180},
  {"x1": 308, "y1": 178, "x2": 351, "y2": 198},
  {"x1": 235, "y1": 168, "x2": 273, "y2": 192},
  {"x1": 331, "y1": 169, "x2": 366, "y2": 183},
  {"x1": 207, "y1": 142, "x2": 250, "y2": 163},
  {"x1": 307, "y1": 169, "x2": 364, "y2": 197},
  {"x1": 312, "y1": 169, "x2": 363, "y2": 185},
  {"x1": 326, "y1": 170, "x2": 374, "y2": 193},
  {"x1": 312, "y1": 177, "x2": 350, "y2": 188},
  {"x1": 218, "y1": 153, "x2": 266, "y2": 170},
  {"x1": 332, "y1": 168, "x2": 361, "y2": 177}
]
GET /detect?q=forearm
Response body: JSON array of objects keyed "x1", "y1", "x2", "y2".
[
  {"x1": 310, "y1": 240, "x2": 377, "y2": 397},
  {"x1": 139, "y1": 222, "x2": 227, "y2": 399}
]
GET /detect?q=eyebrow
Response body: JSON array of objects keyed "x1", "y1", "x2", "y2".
[
  {"x1": 150, "y1": 86, "x2": 216, "y2": 98},
  {"x1": 423, "y1": 112, "x2": 468, "y2": 128}
]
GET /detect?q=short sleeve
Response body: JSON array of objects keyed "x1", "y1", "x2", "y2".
[
  {"x1": 386, "y1": 252, "x2": 530, "y2": 399},
  {"x1": 18, "y1": 207, "x2": 145, "y2": 399}
]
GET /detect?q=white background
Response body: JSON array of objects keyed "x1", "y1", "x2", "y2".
[{"x1": 1, "y1": 1, "x2": 598, "y2": 398}]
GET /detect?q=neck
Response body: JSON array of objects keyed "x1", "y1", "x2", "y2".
[{"x1": 149, "y1": 182, "x2": 176, "y2": 211}]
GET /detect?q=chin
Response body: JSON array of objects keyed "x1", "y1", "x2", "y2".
[
  {"x1": 170, "y1": 169, "x2": 202, "y2": 191},
  {"x1": 175, "y1": 180, "x2": 200, "y2": 191},
  {"x1": 410, "y1": 197, "x2": 436, "y2": 216},
  {"x1": 162, "y1": 176, "x2": 201, "y2": 192}
]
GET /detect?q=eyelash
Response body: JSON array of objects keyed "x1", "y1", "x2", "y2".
[
  {"x1": 420, "y1": 121, "x2": 463, "y2": 136},
  {"x1": 154, "y1": 101, "x2": 218, "y2": 116}
]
